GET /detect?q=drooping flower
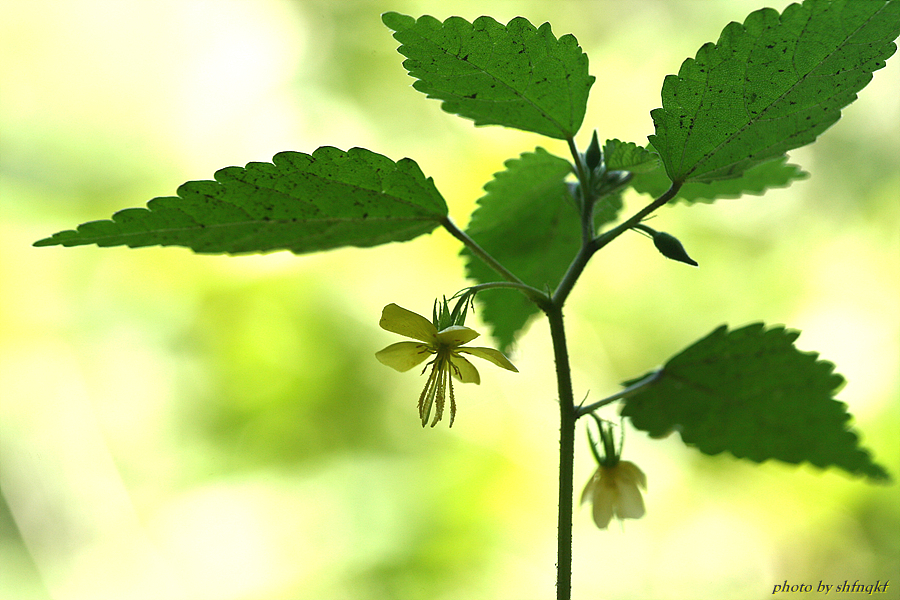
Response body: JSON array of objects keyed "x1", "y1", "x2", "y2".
[
  {"x1": 580, "y1": 460, "x2": 647, "y2": 529},
  {"x1": 375, "y1": 303, "x2": 517, "y2": 427},
  {"x1": 581, "y1": 416, "x2": 647, "y2": 529}
]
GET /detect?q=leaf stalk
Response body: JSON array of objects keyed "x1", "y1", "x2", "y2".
[{"x1": 440, "y1": 216, "x2": 527, "y2": 287}]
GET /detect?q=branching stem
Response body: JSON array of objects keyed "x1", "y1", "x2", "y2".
[
  {"x1": 576, "y1": 369, "x2": 664, "y2": 417},
  {"x1": 461, "y1": 281, "x2": 552, "y2": 310},
  {"x1": 449, "y1": 140, "x2": 680, "y2": 600}
]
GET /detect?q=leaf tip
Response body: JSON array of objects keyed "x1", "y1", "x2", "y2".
[{"x1": 382, "y1": 11, "x2": 413, "y2": 31}]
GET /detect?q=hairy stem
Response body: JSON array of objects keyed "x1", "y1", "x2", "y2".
[
  {"x1": 449, "y1": 147, "x2": 681, "y2": 600},
  {"x1": 547, "y1": 304, "x2": 577, "y2": 600},
  {"x1": 576, "y1": 369, "x2": 663, "y2": 417}
]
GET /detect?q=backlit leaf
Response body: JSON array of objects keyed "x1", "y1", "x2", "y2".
[
  {"x1": 34, "y1": 147, "x2": 448, "y2": 255},
  {"x1": 620, "y1": 323, "x2": 890, "y2": 482},
  {"x1": 631, "y1": 154, "x2": 807, "y2": 203},
  {"x1": 383, "y1": 12, "x2": 594, "y2": 139},
  {"x1": 603, "y1": 139, "x2": 659, "y2": 173},
  {"x1": 649, "y1": 0, "x2": 899, "y2": 183}
]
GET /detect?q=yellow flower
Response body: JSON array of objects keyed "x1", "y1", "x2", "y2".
[
  {"x1": 375, "y1": 303, "x2": 517, "y2": 427},
  {"x1": 580, "y1": 461, "x2": 647, "y2": 529}
]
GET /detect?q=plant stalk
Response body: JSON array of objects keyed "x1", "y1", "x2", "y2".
[
  {"x1": 547, "y1": 304, "x2": 577, "y2": 600},
  {"x1": 440, "y1": 216, "x2": 526, "y2": 287}
]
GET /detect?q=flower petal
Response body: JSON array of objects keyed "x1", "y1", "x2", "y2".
[
  {"x1": 448, "y1": 354, "x2": 480, "y2": 384},
  {"x1": 435, "y1": 325, "x2": 480, "y2": 346},
  {"x1": 614, "y1": 479, "x2": 646, "y2": 520},
  {"x1": 379, "y1": 304, "x2": 437, "y2": 343},
  {"x1": 580, "y1": 470, "x2": 599, "y2": 506},
  {"x1": 458, "y1": 347, "x2": 518, "y2": 372},
  {"x1": 591, "y1": 484, "x2": 616, "y2": 530},
  {"x1": 617, "y1": 461, "x2": 648, "y2": 490},
  {"x1": 375, "y1": 341, "x2": 432, "y2": 372}
]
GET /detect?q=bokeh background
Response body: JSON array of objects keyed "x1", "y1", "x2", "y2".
[{"x1": 2, "y1": 1, "x2": 898, "y2": 599}]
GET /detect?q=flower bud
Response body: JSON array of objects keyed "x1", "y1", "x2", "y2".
[
  {"x1": 652, "y1": 231, "x2": 698, "y2": 267},
  {"x1": 585, "y1": 130, "x2": 602, "y2": 172}
]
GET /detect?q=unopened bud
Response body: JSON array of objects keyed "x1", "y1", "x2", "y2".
[
  {"x1": 652, "y1": 231, "x2": 698, "y2": 267},
  {"x1": 585, "y1": 131, "x2": 602, "y2": 172}
]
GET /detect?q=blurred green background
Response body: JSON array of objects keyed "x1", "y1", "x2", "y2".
[{"x1": 1, "y1": 1, "x2": 897, "y2": 599}]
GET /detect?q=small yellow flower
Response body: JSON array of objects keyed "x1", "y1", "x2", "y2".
[
  {"x1": 375, "y1": 303, "x2": 517, "y2": 427},
  {"x1": 580, "y1": 460, "x2": 647, "y2": 529}
]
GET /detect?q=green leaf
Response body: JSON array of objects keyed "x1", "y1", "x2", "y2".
[
  {"x1": 603, "y1": 139, "x2": 659, "y2": 173},
  {"x1": 462, "y1": 149, "x2": 622, "y2": 352},
  {"x1": 631, "y1": 154, "x2": 808, "y2": 204},
  {"x1": 463, "y1": 149, "x2": 575, "y2": 351},
  {"x1": 382, "y1": 12, "x2": 594, "y2": 139},
  {"x1": 649, "y1": 0, "x2": 899, "y2": 183},
  {"x1": 620, "y1": 323, "x2": 890, "y2": 482},
  {"x1": 34, "y1": 147, "x2": 448, "y2": 255}
]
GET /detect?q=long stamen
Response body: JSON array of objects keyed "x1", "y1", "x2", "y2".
[
  {"x1": 445, "y1": 355, "x2": 464, "y2": 427},
  {"x1": 431, "y1": 355, "x2": 448, "y2": 427},
  {"x1": 448, "y1": 375, "x2": 456, "y2": 427},
  {"x1": 418, "y1": 360, "x2": 440, "y2": 427}
]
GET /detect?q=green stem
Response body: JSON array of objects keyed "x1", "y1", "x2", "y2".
[
  {"x1": 552, "y1": 181, "x2": 683, "y2": 307},
  {"x1": 592, "y1": 181, "x2": 682, "y2": 253},
  {"x1": 448, "y1": 145, "x2": 681, "y2": 600},
  {"x1": 461, "y1": 281, "x2": 552, "y2": 311},
  {"x1": 440, "y1": 216, "x2": 527, "y2": 287},
  {"x1": 632, "y1": 222, "x2": 657, "y2": 237},
  {"x1": 547, "y1": 304, "x2": 576, "y2": 600},
  {"x1": 576, "y1": 369, "x2": 663, "y2": 417}
]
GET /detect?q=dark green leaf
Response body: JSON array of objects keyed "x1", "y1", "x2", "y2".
[
  {"x1": 34, "y1": 147, "x2": 448, "y2": 255},
  {"x1": 382, "y1": 12, "x2": 594, "y2": 139},
  {"x1": 631, "y1": 154, "x2": 807, "y2": 204},
  {"x1": 620, "y1": 323, "x2": 891, "y2": 482},
  {"x1": 649, "y1": 0, "x2": 899, "y2": 183}
]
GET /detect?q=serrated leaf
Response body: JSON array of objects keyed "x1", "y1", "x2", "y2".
[
  {"x1": 34, "y1": 147, "x2": 448, "y2": 254},
  {"x1": 382, "y1": 12, "x2": 594, "y2": 139},
  {"x1": 462, "y1": 149, "x2": 574, "y2": 351},
  {"x1": 462, "y1": 149, "x2": 622, "y2": 352},
  {"x1": 603, "y1": 139, "x2": 659, "y2": 173},
  {"x1": 620, "y1": 323, "x2": 890, "y2": 482},
  {"x1": 649, "y1": 0, "x2": 899, "y2": 183},
  {"x1": 631, "y1": 154, "x2": 808, "y2": 203}
]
